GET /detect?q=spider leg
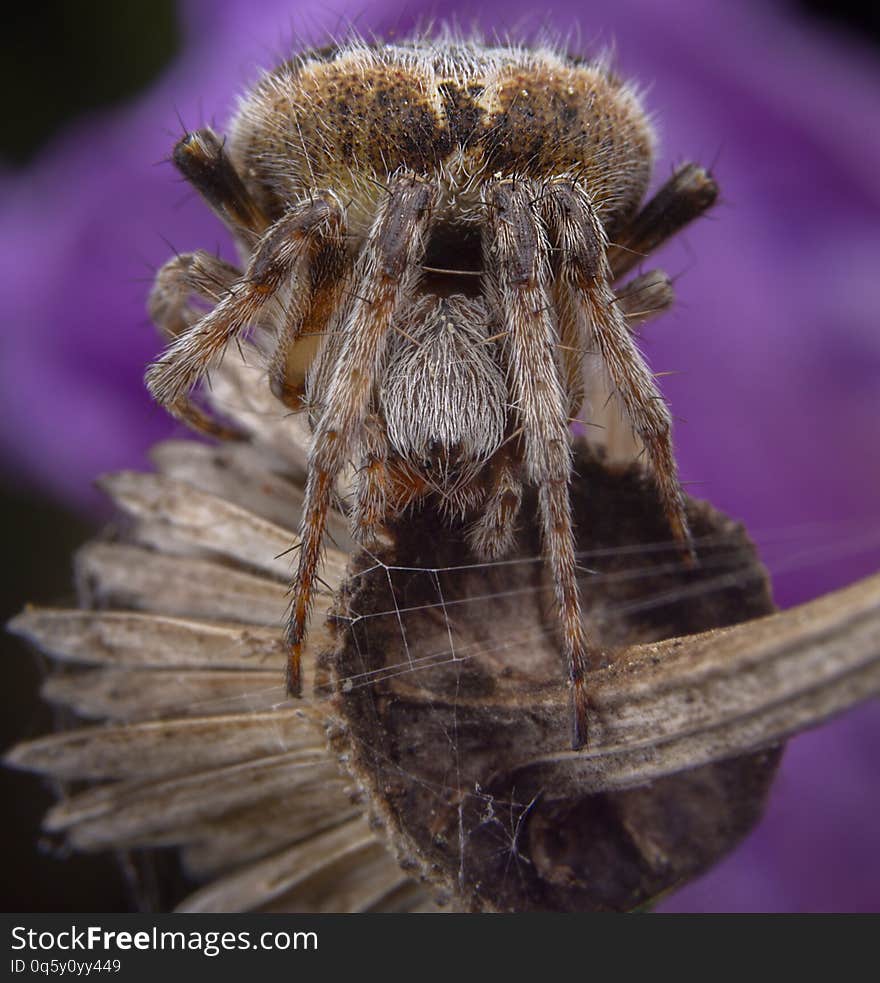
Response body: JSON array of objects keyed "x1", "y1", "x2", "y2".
[
  {"x1": 351, "y1": 413, "x2": 394, "y2": 545},
  {"x1": 608, "y1": 162, "x2": 718, "y2": 279},
  {"x1": 266, "y1": 237, "x2": 349, "y2": 412},
  {"x1": 146, "y1": 193, "x2": 345, "y2": 418},
  {"x1": 551, "y1": 268, "x2": 674, "y2": 413},
  {"x1": 148, "y1": 251, "x2": 245, "y2": 439},
  {"x1": 614, "y1": 269, "x2": 674, "y2": 329},
  {"x1": 172, "y1": 128, "x2": 270, "y2": 241},
  {"x1": 550, "y1": 270, "x2": 587, "y2": 418},
  {"x1": 286, "y1": 174, "x2": 434, "y2": 695},
  {"x1": 484, "y1": 177, "x2": 593, "y2": 750},
  {"x1": 546, "y1": 180, "x2": 693, "y2": 557},
  {"x1": 352, "y1": 417, "x2": 429, "y2": 546},
  {"x1": 466, "y1": 440, "x2": 523, "y2": 560}
]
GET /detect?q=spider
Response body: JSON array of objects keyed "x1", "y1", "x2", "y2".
[{"x1": 145, "y1": 37, "x2": 718, "y2": 749}]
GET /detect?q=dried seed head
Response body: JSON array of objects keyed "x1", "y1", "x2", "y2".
[{"x1": 323, "y1": 442, "x2": 780, "y2": 911}]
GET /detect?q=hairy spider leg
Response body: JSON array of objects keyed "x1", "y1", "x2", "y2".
[
  {"x1": 158, "y1": 129, "x2": 269, "y2": 437},
  {"x1": 546, "y1": 180, "x2": 694, "y2": 558},
  {"x1": 350, "y1": 413, "x2": 430, "y2": 544},
  {"x1": 466, "y1": 438, "x2": 524, "y2": 560},
  {"x1": 608, "y1": 162, "x2": 719, "y2": 279},
  {"x1": 285, "y1": 174, "x2": 435, "y2": 695},
  {"x1": 613, "y1": 270, "x2": 675, "y2": 329},
  {"x1": 606, "y1": 162, "x2": 718, "y2": 333},
  {"x1": 267, "y1": 234, "x2": 350, "y2": 412},
  {"x1": 148, "y1": 124, "x2": 347, "y2": 418},
  {"x1": 148, "y1": 250, "x2": 246, "y2": 439},
  {"x1": 554, "y1": 267, "x2": 675, "y2": 418},
  {"x1": 350, "y1": 412, "x2": 392, "y2": 544},
  {"x1": 484, "y1": 178, "x2": 594, "y2": 750},
  {"x1": 172, "y1": 128, "x2": 270, "y2": 243},
  {"x1": 145, "y1": 194, "x2": 345, "y2": 417},
  {"x1": 550, "y1": 262, "x2": 588, "y2": 419}
]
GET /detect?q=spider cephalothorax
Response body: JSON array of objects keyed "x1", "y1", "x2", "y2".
[{"x1": 145, "y1": 36, "x2": 718, "y2": 748}]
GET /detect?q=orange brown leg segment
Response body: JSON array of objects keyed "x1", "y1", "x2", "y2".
[
  {"x1": 285, "y1": 175, "x2": 435, "y2": 695},
  {"x1": 146, "y1": 195, "x2": 344, "y2": 415},
  {"x1": 607, "y1": 162, "x2": 718, "y2": 279},
  {"x1": 485, "y1": 178, "x2": 594, "y2": 749},
  {"x1": 545, "y1": 180, "x2": 694, "y2": 563}
]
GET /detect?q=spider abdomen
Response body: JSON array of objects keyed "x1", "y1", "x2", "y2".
[{"x1": 228, "y1": 40, "x2": 655, "y2": 233}]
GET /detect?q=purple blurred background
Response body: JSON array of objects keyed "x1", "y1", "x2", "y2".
[{"x1": 1, "y1": 0, "x2": 878, "y2": 911}]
